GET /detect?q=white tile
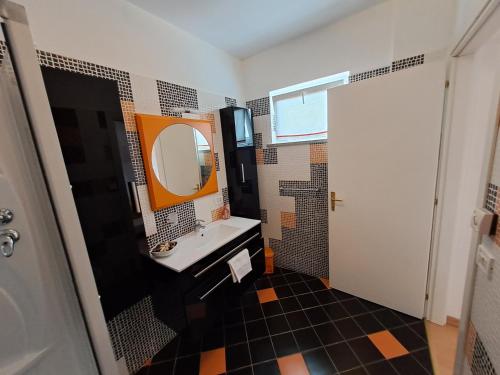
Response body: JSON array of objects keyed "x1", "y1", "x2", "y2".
[
  {"x1": 130, "y1": 74, "x2": 161, "y2": 115},
  {"x1": 197, "y1": 90, "x2": 226, "y2": 112},
  {"x1": 137, "y1": 185, "x2": 157, "y2": 236},
  {"x1": 253, "y1": 115, "x2": 272, "y2": 146},
  {"x1": 194, "y1": 193, "x2": 222, "y2": 223}
]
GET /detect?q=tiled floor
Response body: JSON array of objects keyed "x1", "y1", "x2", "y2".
[{"x1": 137, "y1": 267, "x2": 433, "y2": 375}]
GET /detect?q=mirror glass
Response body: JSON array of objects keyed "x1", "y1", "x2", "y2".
[{"x1": 152, "y1": 124, "x2": 213, "y2": 196}]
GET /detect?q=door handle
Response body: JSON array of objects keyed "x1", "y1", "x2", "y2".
[
  {"x1": 331, "y1": 192, "x2": 343, "y2": 211},
  {"x1": 241, "y1": 163, "x2": 246, "y2": 183},
  {"x1": 0, "y1": 228, "x2": 20, "y2": 257},
  {"x1": 128, "y1": 181, "x2": 141, "y2": 214}
]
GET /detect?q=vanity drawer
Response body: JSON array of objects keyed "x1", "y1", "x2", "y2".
[{"x1": 184, "y1": 245, "x2": 264, "y2": 337}]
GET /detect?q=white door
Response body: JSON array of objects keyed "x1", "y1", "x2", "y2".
[
  {"x1": 327, "y1": 61, "x2": 445, "y2": 318},
  {"x1": 0, "y1": 34, "x2": 98, "y2": 374}
]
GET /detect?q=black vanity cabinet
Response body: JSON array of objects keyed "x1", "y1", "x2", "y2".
[
  {"x1": 220, "y1": 107, "x2": 261, "y2": 220},
  {"x1": 147, "y1": 224, "x2": 264, "y2": 338}
]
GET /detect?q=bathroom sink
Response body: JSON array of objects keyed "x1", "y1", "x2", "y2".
[{"x1": 150, "y1": 216, "x2": 261, "y2": 272}]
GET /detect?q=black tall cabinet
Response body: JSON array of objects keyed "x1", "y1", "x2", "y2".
[{"x1": 219, "y1": 107, "x2": 260, "y2": 220}]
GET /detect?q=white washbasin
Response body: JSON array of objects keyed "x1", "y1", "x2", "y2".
[{"x1": 151, "y1": 216, "x2": 261, "y2": 272}]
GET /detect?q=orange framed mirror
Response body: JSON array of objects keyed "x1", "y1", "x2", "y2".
[{"x1": 135, "y1": 114, "x2": 218, "y2": 210}]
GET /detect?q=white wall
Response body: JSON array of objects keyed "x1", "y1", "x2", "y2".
[
  {"x1": 241, "y1": 0, "x2": 456, "y2": 99},
  {"x1": 15, "y1": 0, "x2": 244, "y2": 99},
  {"x1": 454, "y1": 0, "x2": 492, "y2": 43}
]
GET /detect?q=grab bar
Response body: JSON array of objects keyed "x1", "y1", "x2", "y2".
[
  {"x1": 194, "y1": 232, "x2": 260, "y2": 278},
  {"x1": 279, "y1": 187, "x2": 320, "y2": 192},
  {"x1": 200, "y1": 247, "x2": 263, "y2": 301}
]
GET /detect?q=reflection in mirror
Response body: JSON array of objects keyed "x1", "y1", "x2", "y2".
[{"x1": 152, "y1": 124, "x2": 213, "y2": 196}]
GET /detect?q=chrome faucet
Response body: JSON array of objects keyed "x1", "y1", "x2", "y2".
[{"x1": 194, "y1": 219, "x2": 206, "y2": 232}]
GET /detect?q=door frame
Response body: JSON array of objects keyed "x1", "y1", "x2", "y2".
[
  {"x1": 0, "y1": 2, "x2": 119, "y2": 374},
  {"x1": 445, "y1": 3, "x2": 500, "y2": 372}
]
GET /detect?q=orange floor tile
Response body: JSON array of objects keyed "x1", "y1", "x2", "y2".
[
  {"x1": 256, "y1": 287, "x2": 278, "y2": 303},
  {"x1": 199, "y1": 347, "x2": 226, "y2": 375},
  {"x1": 320, "y1": 277, "x2": 330, "y2": 288},
  {"x1": 368, "y1": 330, "x2": 409, "y2": 359},
  {"x1": 277, "y1": 353, "x2": 310, "y2": 375}
]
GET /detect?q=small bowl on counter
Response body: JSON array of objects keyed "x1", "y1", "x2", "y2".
[{"x1": 150, "y1": 241, "x2": 177, "y2": 258}]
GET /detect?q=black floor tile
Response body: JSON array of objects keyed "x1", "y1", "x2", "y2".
[
  {"x1": 254, "y1": 278, "x2": 272, "y2": 290},
  {"x1": 326, "y1": 341, "x2": 361, "y2": 372},
  {"x1": 225, "y1": 323, "x2": 247, "y2": 345},
  {"x1": 343, "y1": 367, "x2": 367, "y2": 375},
  {"x1": 202, "y1": 326, "x2": 224, "y2": 351},
  {"x1": 412, "y1": 348, "x2": 434, "y2": 373},
  {"x1": 301, "y1": 273, "x2": 317, "y2": 281},
  {"x1": 293, "y1": 327, "x2": 322, "y2": 351},
  {"x1": 253, "y1": 360, "x2": 280, "y2": 375},
  {"x1": 390, "y1": 354, "x2": 429, "y2": 375},
  {"x1": 303, "y1": 348, "x2": 337, "y2": 375},
  {"x1": 409, "y1": 321, "x2": 428, "y2": 341},
  {"x1": 249, "y1": 337, "x2": 275, "y2": 363},
  {"x1": 245, "y1": 319, "x2": 269, "y2": 341},
  {"x1": 331, "y1": 289, "x2": 354, "y2": 301},
  {"x1": 390, "y1": 326, "x2": 427, "y2": 351},
  {"x1": 280, "y1": 296, "x2": 302, "y2": 313},
  {"x1": 269, "y1": 275, "x2": 288, "y2": 287},
  {"x1": 314, "y1": 289, "x2": 337, "y2": 304},
  {"x1": 348, "y1": 337, "x2": 385, "y2": 364},
  {"x1": 314, "y1": 322, "x2": 343, "y2": 345},
  {"x1": 177, "y1": 336, "x2": 201, "y2": 357},
  {"x1": 394, "y1": 311, "x2": 422, "y2": 324},
  {"x1": 286, "y1": 310, "x2": 310, "y2": 330},
  {"x1": 324, "y1": 302, "x2": 349, "y2": 321},
  {"x1": 365, "y1": 361, "x2": 398, "y2": 375},
  {"x1": 358, "y1": 299, "x2": 385, "y2": 312},
  {"x1": 373, "y1": 309, "x2": 405, "y2": 329},
  {"x1": 353, "y1": 313, "x2": 384, "y2": 335},
  {"x1": 262, "y1": 300, "x2": 283, "y2": 317},
  {"x1": 335, "y1": 318, "x2": 364, "y2": 340},
  {"x1": 284, "y1": 273, "x2": 303, "y2": 284},
  {"x1": 306, "y1": 306, "x2": 330, "y2": 325},
  {"x1": 241, "y1": 291, "x2": 259, "y2": 306},
  {"x1": 306, "y1": 279, "x2": 329, "y2": 292},
  {"x1": 226, "y1": 343, "x2": 251, "y2": 371},
  {"x1": 154, "y1": 337, "x2": 179, "y2": 362},
  {"x1": 290, "y1": 282, "x2": 310, "y2": 295},
  {"x1": 272, "y1": 332, "x2": 299, "y2": 357},
  {"x1": 225, "y1": 308, "x2": 244, "y2": 325},
  {"x1": 227, "y1": 366, "x2": 253, "y2": 375},
  {"x1": 243, "y1": 304, "x2": 264, "y2": 321},
  {"x1": 341, "y1": 299, "x2": 368, "y2": 316},
  {"x1": 174, "y1": 355, "x2": 199, "y2": 375},
  {"x1": 266, "y1": 315, "x2": 290, "y2": 335},
  {"x1": 275, "y1": 285, "x2": 294, "y2": 299},
  {"x1": 135, "y1": 366, "x2": 149, "y2": 375},
  {"x1": 297, "y1": 292, "x2": 320, "y2": 309}
]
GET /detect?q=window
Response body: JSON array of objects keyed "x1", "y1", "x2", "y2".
[{"x1": 269, "y1": 71, "x2": 349, "y2": 144}]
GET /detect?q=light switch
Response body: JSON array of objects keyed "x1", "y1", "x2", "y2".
[
  {"x1": 471, "y1": 208, "x2": 494, "y2": 234},
  {"x1": 476, "y1": 244, "x2": 495, "y2": 279}
]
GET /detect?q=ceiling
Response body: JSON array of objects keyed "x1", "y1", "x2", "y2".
[{"x1": 127, "y1": 0, "x2": 386, "y2": 59}]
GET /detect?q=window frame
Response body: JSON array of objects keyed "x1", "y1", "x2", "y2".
[{"x1": 269, "y1": 71, "x2": 350, "y2": 145}]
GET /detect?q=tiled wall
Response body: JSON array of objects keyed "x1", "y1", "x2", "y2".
[
  {"x1": 462, "y1": 133, "x2": 500, "y2": 375},
  {"x1": 0, "y1": 40, "x2": 241, "y2": 374},
  {"x1": 246, "y1": 54, "x2": 426, "y2": 280}
]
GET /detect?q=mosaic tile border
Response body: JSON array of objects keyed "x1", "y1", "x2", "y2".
[
  {"x1": 486, "y1": 183, "x2": 498, "y2": 213},
  {"x1": 157, "y1": 80, "x2": 198, "y2": 116},
  {"x1": 225, "y1": 96, "x2": 237, "y2": 107},
  {"x1": 470, "y1": 331, "x2": 497, "y2": 375},
  {"x1": 349, "y1": 66, "x2": 391, "y2": 83},
  {"x1": 392, "y1": 54, "x2": 425, "y2": 72},
  {"x1": 246, "y1": 97, "x2": 270, "y2": 117}
]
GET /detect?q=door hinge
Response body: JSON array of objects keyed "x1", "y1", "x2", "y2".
[
  {"x1": 425, "y1": 293, "x2": 429, "y2": 301},
  {"x1": 434, "y1": 198, "x2": 438, "y2": 206},
  {"x1": 445, "y1": 80, "x2": 450, "y2": 88}
]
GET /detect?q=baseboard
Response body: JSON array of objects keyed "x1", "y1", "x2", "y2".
[{"x1": 446, "y1": 316, "x2": 460, "y2": 327}]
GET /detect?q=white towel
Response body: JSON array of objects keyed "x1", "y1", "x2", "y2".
[{"x1": 227, "y1": 249, "x2": 252, "y2": 283}]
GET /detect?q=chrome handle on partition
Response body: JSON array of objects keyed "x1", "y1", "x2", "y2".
[
  {"x1": 241, "y1": 163, "x2": 246, "y2": 183},
  {"x1": 1, "y1": 228, "x2": 20, "y2": 257},
  {"x1": 129, "y1": 181, "x2": 141, "y2": 214}
]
